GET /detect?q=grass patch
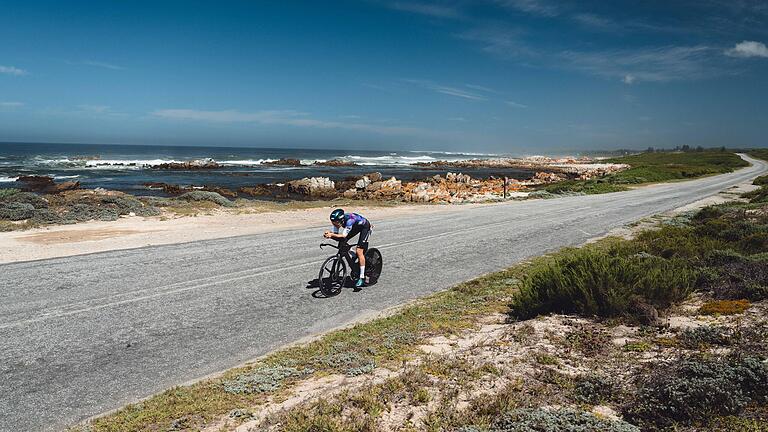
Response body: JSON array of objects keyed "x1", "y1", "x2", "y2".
[
  {"x1": 748, "y1": 149, "x2": 768, "y2": 163},
  {"x1": 606, "y1": 151, "x2": 749, "y2": 182},
  {"x1": 622, "y1": 341, "x2": 651, "y2": 352},
  {"x1": 546, "y1": 151, "x2": 749, "y2": 195},
  {"x1": 545, "y1": 180, "x2": 628, "y2": 195},
  {"x1": 534, "y1": 353, "x2": 560, "y2": 366}
]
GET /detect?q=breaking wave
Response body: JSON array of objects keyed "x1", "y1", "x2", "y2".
[
  {"x1": 339, "y1": 155, "x2": 441, "y2": 166},
  {"x1": 219, "y1": 159, "x2": 278, "y2": 166}
]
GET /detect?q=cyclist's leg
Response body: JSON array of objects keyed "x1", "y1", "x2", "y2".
[{"x1": 355, "y1": 225, "x2": 371, "y2": 281}]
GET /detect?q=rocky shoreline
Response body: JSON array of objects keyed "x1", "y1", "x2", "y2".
[
  {"x1": 0, "y1": 157, "x2": 631, "y2": 229},
  {"x1": 5, "y1": 156, "x2": 630, "y2": 205},
  {"x1": 138, "y1": 170, "x2": 562, "y2": 204}
]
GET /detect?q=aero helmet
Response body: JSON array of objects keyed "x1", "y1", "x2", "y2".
[{"x1": 330, "y1": 208, "x2": 345, "y2": 222}]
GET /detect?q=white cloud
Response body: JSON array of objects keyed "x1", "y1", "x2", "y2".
[
  {"x1": 505, "y1": 100, "x2": 528, "y2": 108},
  {"x1": 0, "y1": 101, "x2": 24, "y2": 107},
  {"x1": 404, "y1": 79, "x2": 487, "y2": 100},
  {"x1": 457, "y1": 25, "x2": 531, "y2": 59},
  {"x1": 389, "y1": 1, "x2": 461, "y2": 19},
  {"x1": 559, "y1": 45, "x2": 721, "y2": 83},
  {"x1": 572, "y1": 13, "x2": 619, "y2": 31},
  {"x1": 495, "y1": 0, "x2": 559, "y2": 17},
  {"x1": 433, "y1": 85, "x2": 486, "y2": 100},
  {"x1": 152, "y1": 108, "x2": 443, "y2": 137},
  {"x1": 0, "y1": 65, "x2": 26, "y2": 76},
  {"x1": 464, "y1": 84, "x2": 499, "y2": 93},
  {"x1": 83, "y1": 60, "x2": 125, "y2": 70},
  {"x1": 78, "y1": 105, "x2": 111, "y2": 114},
  {"x1": 725, "y1": 40, "x2": 768, "y2": 58}
]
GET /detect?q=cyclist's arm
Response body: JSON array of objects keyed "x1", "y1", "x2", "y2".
[{"x1": 325, "y1": 225, "x2": 350, "y2": 240}]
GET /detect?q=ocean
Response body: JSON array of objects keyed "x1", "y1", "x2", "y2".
[{"x1": 0, "y1": 142, "x2": 537, "y2": 196}]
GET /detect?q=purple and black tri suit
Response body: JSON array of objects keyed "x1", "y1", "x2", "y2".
[{"x1": 333, "y1": 212, "x2": 371, "y2": 249}]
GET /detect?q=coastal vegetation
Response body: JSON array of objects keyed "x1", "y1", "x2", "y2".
[
  {"x1": 0, "y1": 186, "x2": 400, "y2": 232},
  {"x1": 545, "y1": 150, "x2": 749, "y2": 195},
  {"x1": 71, "y1": 172, "x2": 768, "y2": 432}
]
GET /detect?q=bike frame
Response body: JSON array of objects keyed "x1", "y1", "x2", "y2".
[{"x1": 320, "y1": 241, "x2": 362, "y2": 279}]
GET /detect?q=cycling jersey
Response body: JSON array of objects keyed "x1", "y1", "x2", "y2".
[{"x1": 333, "y1": 212, "x2": 371, "y2": 248}]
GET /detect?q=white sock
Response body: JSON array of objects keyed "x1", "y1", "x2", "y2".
[{"x1": 359, "y1": 266, "x2": 365, "y2": 279}]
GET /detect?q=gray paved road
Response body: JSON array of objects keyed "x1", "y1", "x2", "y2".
[{"x1": 1, "y1": 155, "x2": 765, "y2": 432}]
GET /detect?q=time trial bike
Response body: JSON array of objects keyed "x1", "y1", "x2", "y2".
[{"x1": 318, "y1": 240, "x2": 383, "y2": 296}]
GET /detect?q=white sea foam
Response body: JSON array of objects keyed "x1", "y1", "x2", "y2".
[
  {"x1": 408, "y1": 150, "x2": 499, "y2": 157},
  {"x1": 0, "y1": 176, "x2": 18, "y2": 182},
  {"x1": 84, "y1": 159, "x2": 181, "y2": 168},
  {"x1": 340, "y1": 154, "x2": 442, "y2": 166},
  {"x1": 219, "y1": 159, "x2": 278, "y2": 166},
  {"x1": 35, "y1": 157, "x2": 182, "y2": 169}
]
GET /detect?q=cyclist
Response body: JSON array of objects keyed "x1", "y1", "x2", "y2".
[{"x1": 324, "y1": 208, "x2": 372, "y2": 288}]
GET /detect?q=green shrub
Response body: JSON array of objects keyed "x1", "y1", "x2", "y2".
[
  {"x1": 741, "y1": 231, "x2": 768, "y2": 254},
  {"x1": 625, "y1": 356, "x2": 768, "y2": 429},
  {"x1": 626, "y1": 225, "x2": 725, "y2": 262},
  {"x1": 490, "y1": 408, "x2": 639, "y2": 432},
  {"x1": 703, "y1": 252, "x2": 768, "y2": 301},
  {"x1": 1, "y1": 191, "x2": 49, "y2": 208},
  {"x1": 678, "y1": 326, "x2": 730, "y2": 349},
  {"x1": 753, "y1": 175, "x2": 768, "y2": 186},
  {"x1": 509, "y1": 248, "x2": 698, "y2": 321},
  {"x1": 0, "y1": 188, "x2": 20, "y2": 199},
  {"x1": 222, "y1": 365, "x2": 314, "y2": 394},
  {"x1": 0, "y1": 190, "x2": 160, "y2": 226},
  {"x1": 693, "y1": 205, "x2": 725, "y2": 222},
  {"x1": 177, "y1": 191, "x2": 234, "y2": 207},
  {"x1": 573, "y1": 374, "x2": 618, "y2": 404},
  {"x1": 0, "y1": 202, "x2": 35, "y2": 220},
  {"x1": 564, "y1": 325, "x2": 610, "y2": 357},
  {"x1": 30, "y1": 208, "x2": 63, "y2": 224},
  {"x1": 743, "y1": 186, "x2": 768, "y2": 203},
  {"x1": 315, "y1": 350, "x2": 376, "y2": 376}
]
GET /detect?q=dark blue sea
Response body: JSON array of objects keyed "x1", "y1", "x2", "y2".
[{"x1": 0, "y1": 142, "x2": 536, "y2": 196}]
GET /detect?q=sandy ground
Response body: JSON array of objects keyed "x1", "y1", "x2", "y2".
[{"x1": 0, "y1": 202, "x2": 491, "y2": 263}]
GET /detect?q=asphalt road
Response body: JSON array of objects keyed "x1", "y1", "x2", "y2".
[{"x1": 1, "y1": 154, "x2": 766, "y2": 432}]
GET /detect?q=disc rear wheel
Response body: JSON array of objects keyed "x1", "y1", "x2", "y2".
[{"x1": 365, "y1": 248, "x2": 383, "y2": 284}]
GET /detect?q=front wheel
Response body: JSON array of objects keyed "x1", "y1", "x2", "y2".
[
  {"x1": 318, "y1": 255, "x2": 347, "y2": 297},
  {"x1": 365, "y1": 248, "x2": 383, "y2": 285}
]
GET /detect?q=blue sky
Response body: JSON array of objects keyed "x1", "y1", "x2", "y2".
[{"x1": 0, "y1": 0, "x2": 767, "y2": 153}]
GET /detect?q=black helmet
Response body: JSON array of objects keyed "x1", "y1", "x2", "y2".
[{"x1": 330, "y1": 208, "x2": 345, "y2": 222}]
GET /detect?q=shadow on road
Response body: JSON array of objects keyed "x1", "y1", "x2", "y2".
[
  {"x1": 306, "y1": 277, "x2": 374, "y2": 298},
  {"x1": 305, "y1": 278, "x2": 327, "y2": 298}
]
